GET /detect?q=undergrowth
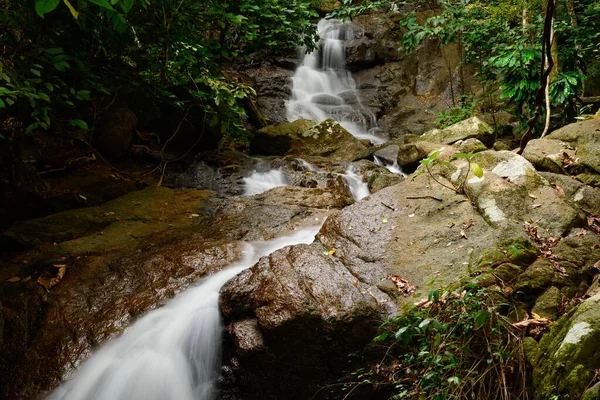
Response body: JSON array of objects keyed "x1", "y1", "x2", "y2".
[{"x1": 343, "y1": 284, "x2": 527, "y2": 400}]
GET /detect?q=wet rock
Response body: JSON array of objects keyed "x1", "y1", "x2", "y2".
[
  {"x1": 220, "y1": 242, "x2": 392, "y2": 400},
  {"x1": 417, "y1": 117, "x2": 495, "y2": 148},
  {"x1": 374, "y1": 144, "x2": 399, "y2": 164},
  {"x1": 396, "y1": 141, "x2": 444, "y2": 167},
  {"x1": 246, "y1": 63, "x2": 294, "y2": 124},
  {"x1": 250, "y1": 120, "x2": 316, "y2": 156},
  {"x1": 94, "y1": 108, "x2": 137, "y2": 159},
  {"x1": 0, "y1": 184, "x2": 339, "y2": 399},
  {"x1": 252, "y1": 186, "x2": 353, "y2": 209},
  {"x1": 351, "y1": 159, "x2": 404, "y2": 193},
  {"x1": 531, "y1": 292, "x2": 600, "y2": 399}
]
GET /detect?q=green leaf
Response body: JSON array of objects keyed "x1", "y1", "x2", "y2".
[
  {"x1": 70, "y1": 119, "x2": 89, "y2": 130},
  {"x1": 0, "y1": 98, "x2": 5, "y2": 108},
  {"x1": 31, "y1": 69, "x2": 41, "y2": 77},
  {"x1": 63, "y1": 0, "x2": 79, "y2": 18},
  {"x1": 121, "y1": 0, "x2": 134, "y2": 13},
  {"x1": 37, "y1": 92, "x2": 51, "y2": 102},
  {"x1": 35, "y1": 0, "x2": 61, "y2": 18},
  {"x1": 75, "y1": 90, "x2": 91, "y2": 101},
  {"x1": 473, "y1": 310, "x2": 491, "y2": 329},
  {"x1": 89, "y1": 0, "x2": 116, "y2": 11},
  {"x1": 470, "y1": 162, "x2": 484, "y2": 178}
]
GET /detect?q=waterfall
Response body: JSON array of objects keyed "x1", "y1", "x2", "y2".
[
  {"x1": 374, "y1": 155, "x2": 407, "y2": 177},
  {"x1": 286, "y1": 19, "x2": 385, "y2": 144},
  {"x1": 243, "y1": 169, "x2": 288, "y2": 195},
  {"x1": 296, "y1": 158, "x2": 323, "y2": 173},
  {"x1": 48, "y1": 224, "x2": 324, "y2": 400},
  {"x1": 344, "y1": 165, "x2": 370, "y2": 201}
]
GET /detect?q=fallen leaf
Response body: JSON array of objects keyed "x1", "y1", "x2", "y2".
[
  {"x1": 532, "y1": 204, "x2": 542, "y2": 209},
  {"x1": 460, "y1": 230, "x2": 467, "y2": 239},
  {"x1": 551, "y1": 183, "x2": 565, "y2": 196},
  {"x1": 38, "y1": 265, "x2": 67, "y2": 291},
  {"x1": 408, "y1": 213, "x2": 415, "y2": 218},
  {"x1": 22, "y1": 276, "x2": 32, "y2": 283},
  {"x1": 382, "y1": 218, "x2": 388, "y2": 223},
  {"x1": 7, "y1": 276, "x2": 21, "y2": 283},
  {"x1": 102, "y1": 212, "x2": 115, "y2": 217},
  {"x1": 328, "y1": 249, "x2": 336, "y2": 255},
  {"x1": 528, "y1": 193, "x2": 538, "y2": 199}
]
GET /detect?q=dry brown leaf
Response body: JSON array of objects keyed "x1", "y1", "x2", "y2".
[
  {"x1": 551, "y1": 183, "x2": 566, "y2": 196},
  {"x1": 386, "y1": 275, "x2": 416, "y2": 297},
  {"x1": 38, "y1": 265, "x2": 67, "y2": 291},
  {"x1": 512, "y1": 317, "x2": 551, "y2": 329},
  {"x1": 462, "y1": 218, "x2": 473, "y2": 230},
  {"x1": 7, "y1": 276, "x2": 21, "y2": 283}
]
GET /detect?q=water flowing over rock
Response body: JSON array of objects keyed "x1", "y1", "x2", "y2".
[
  {"x1": 46, "y1": 226, "x2": 324, "y2": 400},
  {"x1": 286, "y1": 19, "x2": 385, "y2": 144}
]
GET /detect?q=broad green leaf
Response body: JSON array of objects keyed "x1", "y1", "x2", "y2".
[
  {"x1": 473, "y1": 310, "x2": 491, "y2": 329},
  {"x1": 63, "y1": 0, "x2": 79, "y2": 19},
  {"x1": 35, "y1": 0, "x2": 61, "y2": 18},
  {"x1": 70, "y1": 119, "x2": 89, "y2": 130},
  {"x1": 0, "y1": 98, "x2": 5, "y2": 108},
  {"x1": 31, "y1": 69, "x2": 41, "y2": 77},
  {"x1": 89, "y1": 0, "x2": 116, "y2": 11},
  {"x1": 121, "y1": 0, "x2": 134, "y2": 13},
  {"x1": 37, "y1": 92, "x2": 51, "y2": 102},
  {"x1": 75, "y1": 90, "x2": 91, "y2": 100},
  {"x1": 470, "y1": 162, "x2": 484, "y2": 178}
]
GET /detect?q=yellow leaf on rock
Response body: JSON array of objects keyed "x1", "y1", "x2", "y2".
[
  {"x1": 382, "y1": 218, "x2": 388, "y2": 223},
  {"x1": 328, "y1": 249, "x2": 336, "y2": 255}
]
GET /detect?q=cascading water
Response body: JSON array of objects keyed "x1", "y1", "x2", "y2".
[
  {"x1": 286, "y1": 19, "x2": 385, "y2": 144},
  {"x1": 48, "y1": 224, "x2": 324, "y2": 400},
  {"x1": 374, "y1": 156, "x2": 407, "y2": 177},
  {"x1": 243, "y1": 168, "x2": 288, "y2": 195},
  {"x1": 344, "y1": 165, "x2": 370, "y2": 201}
]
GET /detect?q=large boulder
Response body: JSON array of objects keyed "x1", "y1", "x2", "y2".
[
  {"x1": 220, "y1": 243, "x2": 392, "y2": 400},
  {"x1": 522, "y1": 118, "x2": 600, "y2": 186},
  {"x1": 411, "y1": 117, "x2": 495, "y2": 148},
  {"x1": 251, "y1": 119, "x2": 371, "y2": 162}
]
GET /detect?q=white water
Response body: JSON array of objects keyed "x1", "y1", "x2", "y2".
[
  {"x1": 374, "y1": 155, "x2": 407, "y2": 177},
  {"x1": 243, "y1": 168, "x2": 288, "y2": 195},
  {"x1": 286, "y1": 19, "x2": 385, "y2": 144},
  {"x1": 48, "y1": 225, "x2": 324, "y2": 400},
  {"x1": 345, "y1": 165, "x2": 370, "y2": 201},
  {"x1": 297, "y1": 158, "x2": 323, "y2": 173}
]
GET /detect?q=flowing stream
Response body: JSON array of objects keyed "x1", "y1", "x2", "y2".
[
  {"x1": 286, "y1": 19, "x2": 385, "y2": 144},
  {"x1": 243, "y1": 168, "x2": 288, "y2": 195},
  {"x1": 48, "y1": 225, "x2": 324, "y2": 400}
]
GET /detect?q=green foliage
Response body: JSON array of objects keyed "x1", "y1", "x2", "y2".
[
  {"x1": 327, "y1": 0, "x2": 393, "y2": 21},
  {"x1": 412, "y1": 150, "x2": 483, "y2": 196},
  {"x1": 435, "y1": 97, "x2": 477, "y2": 128},
  {"x1": 365, "y1": 285, "x2": 525, "y2": 399},
  {"x1": 1, "y1": 0, "x2": 318, "y2": 140}
]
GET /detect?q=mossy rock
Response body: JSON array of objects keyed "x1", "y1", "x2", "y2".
[
  {"x1": 514, "y1": 259, "x2": 555, "y2": 294},
  {"x1": 419, "y1": 117, "x2": 495, "y2": 147},
  {"x1": 311, "y1": 0, "x2": 341, "y2": 14},
  {"x1": 531, "y1": 286, "x2": 563, "y2": 320},
  {"x1": 532, "y1": 292, "x2": 600, "y2": 400},
  {"x1": 471, "y1": 238, "x2": 537, "y2": 272}
]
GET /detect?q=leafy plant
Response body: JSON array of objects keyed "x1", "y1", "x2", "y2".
[
  {"x1": 359, "y1": 284, "x2": 526, "y2": 400},
  {"x1": 436, "y1": 97, "x2": 478, "y2": 128},
  {"x1": 412, "y1": 150, "x2": 484, "y2": 198}
]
